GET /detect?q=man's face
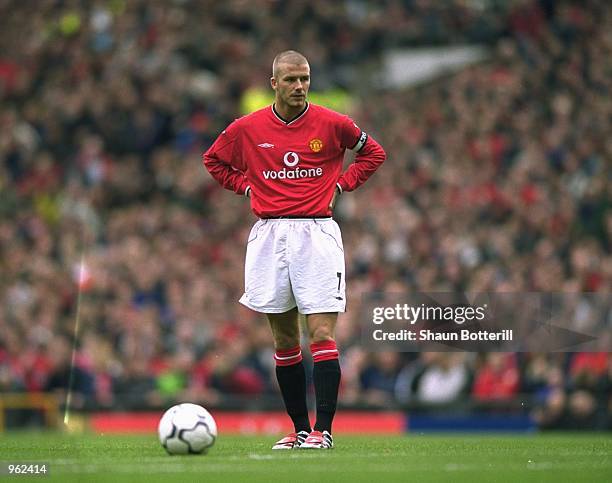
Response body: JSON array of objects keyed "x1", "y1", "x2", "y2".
[{"x1": 271, "y1": 63, "x2": 310, "y2": 109}]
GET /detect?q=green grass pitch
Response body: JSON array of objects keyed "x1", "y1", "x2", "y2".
[{"x1": 0, "y1": 432, "x2": 610, "y2": 482}]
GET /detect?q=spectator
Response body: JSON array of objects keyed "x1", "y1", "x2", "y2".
[
  {"x1": 414, "y1": 353, "x2": 471, "y2": 405},
  {"x1": 44, "y1": 335, "x2": 95, "y2": 409},
  {"x1": 472, "y1": 353, "x2": 520, "y2": 402}
]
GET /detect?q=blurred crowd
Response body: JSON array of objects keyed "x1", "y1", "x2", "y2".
[{"x1": 0, "y1": 0, "x2": 610, "y2": 430}]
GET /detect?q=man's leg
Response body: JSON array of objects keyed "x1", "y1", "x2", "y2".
[
  {"x1": 306, "y1": 313, "x2": 340, "y2": 435},
  {"x1": 268, "y1": 308, "x2": 311, "y2": 435}
]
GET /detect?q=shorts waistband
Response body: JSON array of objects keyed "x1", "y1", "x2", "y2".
[{"x1": 260, "y1": 215, "x2": 332, "y2": 220}]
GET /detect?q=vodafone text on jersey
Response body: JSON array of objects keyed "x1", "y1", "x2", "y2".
[{"x1": 262, "y1": 152, "x2": 323, "y2": 180}]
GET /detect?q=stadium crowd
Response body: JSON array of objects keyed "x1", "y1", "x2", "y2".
[{"x1": 0, "y1": 0, "x2": 610, "y2": 429}]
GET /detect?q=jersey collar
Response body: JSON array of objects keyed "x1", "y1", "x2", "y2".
[{"x1": 271, "y1": 102, "x2": 309, "y2": 125}]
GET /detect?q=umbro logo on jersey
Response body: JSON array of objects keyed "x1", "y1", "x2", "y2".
[{"x1": 257, "y1": 143, "x2": 275, "y2": 148}]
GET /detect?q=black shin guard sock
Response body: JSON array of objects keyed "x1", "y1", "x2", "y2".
[
  {"x1": 313, "y1": 359, "x2": 341, "y2": 433},
  {"x1": 276, "y1": 362, "x2": 311, "y2": 433}
]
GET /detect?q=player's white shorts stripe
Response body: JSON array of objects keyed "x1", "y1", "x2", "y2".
[{"x1": 239, "y1": 218, "x2": 346, "y2": 314}]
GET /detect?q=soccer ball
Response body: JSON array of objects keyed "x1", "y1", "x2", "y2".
[{"x1": 158, "y1": 403, "x2": 217, "y2": 455}]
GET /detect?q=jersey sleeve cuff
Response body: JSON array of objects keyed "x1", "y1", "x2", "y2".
[
  {"x1": 244, "y1": 186, "x2": 251, "y2": 197},
  {"x1": 338, "y1": 178, "x2": 350, "y2": 192}
]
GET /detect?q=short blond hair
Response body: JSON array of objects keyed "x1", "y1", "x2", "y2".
[{"x1": 272, "y1": 50, "x2": 309, "y2": 78}]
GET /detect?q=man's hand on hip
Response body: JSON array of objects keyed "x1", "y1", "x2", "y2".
[{"x1": 328, "y1": 186, "x2": 341, "y2": 211}]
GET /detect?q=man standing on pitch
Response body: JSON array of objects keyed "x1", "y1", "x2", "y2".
[{"x1": 203, "y1": 50, "x2": 385, "y2": 449}]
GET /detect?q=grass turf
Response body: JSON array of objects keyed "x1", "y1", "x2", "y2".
[{"x1": 0, "y1": 432, "x2": 610, "y2": 482}]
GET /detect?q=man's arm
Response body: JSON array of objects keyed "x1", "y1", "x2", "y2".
[
  {"x1": 337, "y1": 119, "x2": 386, "y2": 193},
  {"x1": 328, "y1": 186, "x2": 340, "y2": 210},
  {"x1": 203, "y1": 122, "x2": 250, "y2": 195}
]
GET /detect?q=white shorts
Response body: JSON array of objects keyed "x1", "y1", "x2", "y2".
[{"x1": 239, "y1": 218, "x2": 346, "y2": 314}]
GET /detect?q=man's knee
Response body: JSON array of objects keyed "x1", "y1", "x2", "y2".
[
  {"x1": 273, "y1": 332, "x2": 301, "y2": 349},
  {"x1": 268, "y1": 309, "x2": 300, "y2": 349},
  {"x1": 308, "y1": 319, "x2": 336, "y2": 343}
]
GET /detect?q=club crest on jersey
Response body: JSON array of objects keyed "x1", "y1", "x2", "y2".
[{"x1": 309, "y1": 138, "x2": 323, "y2": 152}]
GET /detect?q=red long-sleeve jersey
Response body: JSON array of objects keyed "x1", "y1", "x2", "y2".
[{"x1": 203, "y1": 103, "x2": 385, "y2": 218}]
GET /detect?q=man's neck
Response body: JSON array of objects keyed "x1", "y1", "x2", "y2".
[{"x1": 273, "y1": 101, "x2": 308, "y2": 123}]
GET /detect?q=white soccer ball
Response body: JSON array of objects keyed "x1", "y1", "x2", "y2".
[{"x1": 158, "y1": 403, "x2": 217, "y2": 455}]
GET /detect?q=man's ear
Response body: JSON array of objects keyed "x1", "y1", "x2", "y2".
[{"x1": 270, "y1": 76, "x2": 277, "y2": 91}]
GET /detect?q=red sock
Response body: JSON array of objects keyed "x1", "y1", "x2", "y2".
[
  {"x1": 274, "y1": 346, "x2": 310, "y2": 433},
  {"x1": 310, "y1": 340, "x2": 340, "y2": 433},
  {"x1": 310, "y1": 340, "x2": 339, "y2": 363},
  {"x1": 274, "y1": 346, "x2": 303, "y2": 367}
]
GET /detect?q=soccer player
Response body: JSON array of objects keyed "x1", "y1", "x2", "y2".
[{"x1": 203, "y1": 50, "x2": 385, "y2": 449}]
